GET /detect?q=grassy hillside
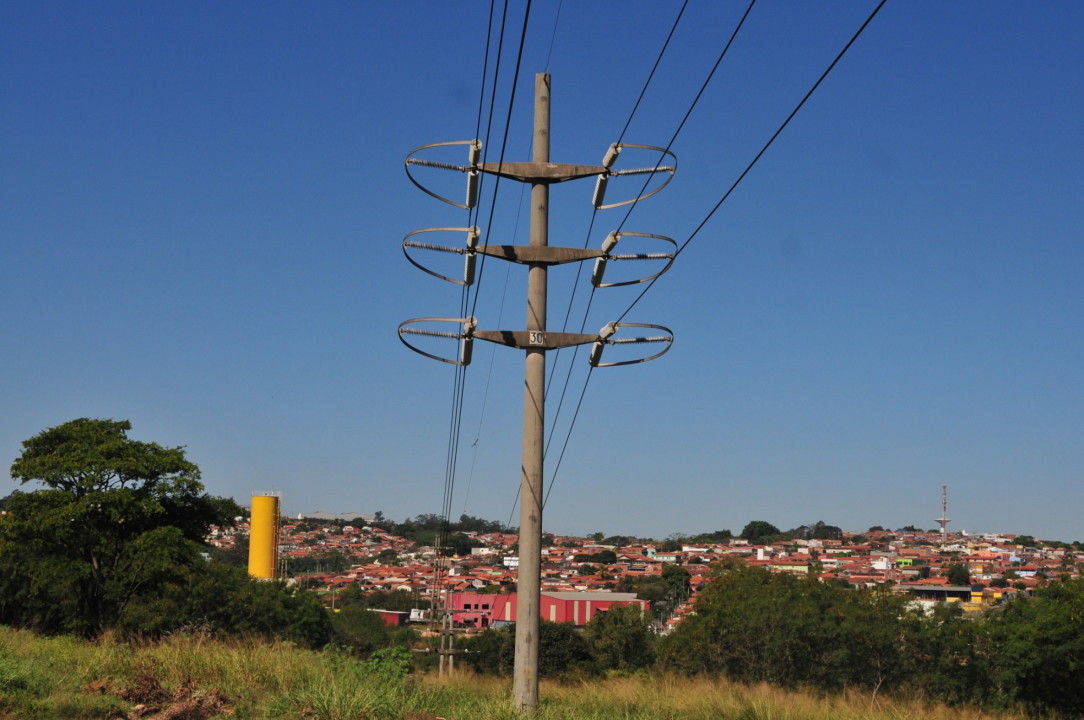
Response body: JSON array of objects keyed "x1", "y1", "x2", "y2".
[{"x1": 0, "y1": 626, "x2": 1022, "y2": 720}]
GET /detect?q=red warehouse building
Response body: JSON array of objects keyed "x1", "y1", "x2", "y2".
[{"x1": 449, "y1": 591, "x2": 646, "y2": 627}]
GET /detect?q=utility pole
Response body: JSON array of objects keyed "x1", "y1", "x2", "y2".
[
  {"x1": 400, "y1": 72, "x2": 676, "y2": 714},
  {"x1": 512, "y1": 72, "x2": 550, "y2": 711}
]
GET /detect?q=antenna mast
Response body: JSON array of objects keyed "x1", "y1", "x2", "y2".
[{"x1": 935, "y1": 484, "x2": 950, "y2": 547}]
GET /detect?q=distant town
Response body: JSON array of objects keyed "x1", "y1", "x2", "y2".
[{"x1": 208, "y1": 509, "x2": 1083, "y2": 631}]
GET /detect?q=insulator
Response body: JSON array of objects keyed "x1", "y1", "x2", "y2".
[
  {"x1": 469, "y1": 140, "x2": 481, "y2": 167},
  {"x1": 588, "y1": 322, "x2": 618, "y2": 365},
  {"x1": 601, "y1": 231, "x2": 620, "y2": 254},
  {"x1": 466, "y1": 170, "x2": 478, "y2": 209},
  {"x1": 404, "y1": 240, "x2": 467, "y2": 255},
  {"x1": 588, "y1": 341, "x2": 605, "y2": 367},
  {"x1": 590, "y1": 257, "x2": 607, "y2": 287},
  {"x1": 591, "y1": 174, "x2": 609, "y2": 208},
  {"x1": 461, "y1": 336, "x2": 475, "y2": 365},
  {"x1": 602, "y1": 143, "x2": 621, "y2": 169},
  {"x1": 464, "y1": 253, "x2": 476, "y2": 286}
]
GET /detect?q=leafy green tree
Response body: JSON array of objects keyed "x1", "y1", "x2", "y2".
[
  {"x1": 657, "y1": 538, "x2": 683, "y2": 552},
  {"x1": 602, "y1": 535, "x2": 634, "y2": 547},
  {"x1": 810, "y1": 520, "x2": 843, "y2": 540},
  {"x1": 739, "y1": 520, "x2": 780, "y2": 544},
  {"x1": 573, "y1": 549, "x2": 617, "y2": 565},
  {"x1": 988, "y1": 578, "x2": 1084, "y2": 717},
  {"x1": 583, "y1": 603, "x2": 654, "y2": 671},
  {"x1": 659, "y1": 563, "x2": 909, "y2": 692},
  {"x1": 538, "y1": 621, "x2": 593, "y2": 677},
  {"x1": 330, "y1": 606, "x2": 394, "y2": 654},
  {"x1": 1, "y1": 419, "x2": 239, "y2": 636},
  {"x1": 120, "y1": 561, "x2": 334, "y2": 647},
  {"x1": 463, "y1": 621, "x2": 591, "y2": 678},
  {"x1": 463, "y1": 627, "x2": 513, "y2": 675},
  {"x1": 691, "y1": 529, "x2": 733, "y2": 542},
  {"x1": 662, "y1": 564, "x2": 691, "y2": 600},
  {"x1": 903, "y1": 602, "x2": 992, "y2": 706},
  {"x1": 945, "y1": 563, "x2": 971, "y2": 586}
]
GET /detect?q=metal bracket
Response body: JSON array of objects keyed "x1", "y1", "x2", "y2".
[
  {"x1": 398, "y1": 317, "x2": 477, "y2": 366},
  {"x1": 402, "y1": 227, "x2": 479, "y2": 286},
  {"x1": 591, "y1": 232, "x2": 677, "y2": 287},
  {"x1": 588, "y1": 322, "x2": 674, "y2": 367},
  {"x1": 592, "y1": 143, "x2": 678, "y2": 209},
  {"x1": 404, "y1": 140, "x2": 482, "y2": 209},
  {"x1": 473, "y1": 329, "x2": 599, "y2": 351},
  {"x1": 399, "y1": 318, "x2": 672, "y2": 368}
]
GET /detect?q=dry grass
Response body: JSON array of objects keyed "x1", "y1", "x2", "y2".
[
  {"x1": 0, "y1": 626, "x2": 1024, "y2": 720},
  {"x1": 419, "y1": 671, "x2": 1018, "y2": 720}
]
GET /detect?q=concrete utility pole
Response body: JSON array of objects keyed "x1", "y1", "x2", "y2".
[
  {"x1": 399, "y1": 71, "x2": 676, "y2": 715},
  {"x1": 513, "y1": 72, "x2": 550, "y2": 712}
]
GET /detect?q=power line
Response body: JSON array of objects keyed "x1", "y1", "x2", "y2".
[
  {"x1": 543, "y1": 0, "x2": 564, "y2": 72},
  {"x1": 541, "y1": 0, "x2": 887, "y2": 511},
  {"x1": 614, "y1": 0, "x2": 757, "y2": 237},
  {"x1": 615, "y1": 0, "x2": 690, "y2": 147},
  {"x1": 541, "y1": 0, "x2": 692, "y2": 461},
  {"x1": 469, "y1": 0, "x2": 534, "y2": 320},
  {"x1": 616, "y1": 0, "x2": 889, "y2": 324},
  {"x1": 538, "y1": 1, "x2": 755, "y2": 508}
]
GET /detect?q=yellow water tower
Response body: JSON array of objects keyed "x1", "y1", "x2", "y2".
[{"x1": 248, "y1": 494, "x2": 281, "y2": 579}]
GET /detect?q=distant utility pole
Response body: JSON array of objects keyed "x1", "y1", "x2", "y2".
[{"x1": 400, "y1": 73, "x2": 676, "y2": 712}]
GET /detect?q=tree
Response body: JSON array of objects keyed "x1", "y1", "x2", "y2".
[
  {"x1": 945, "y1": 563, "x2": 971, "y2": 586},
  {"x1": 463, "y1": 621, "x2": 591, "y2": 678},
  {"x1": 331, "y1": 606, "x2": 395, "y2": 655},
  {"x1": 584, "y1": 603, "x2": 654, "y2": 671},
  {"x1": 988, "y1": 579, "x2": 1084, "y2": 716},
  {"x1": 0, "y1": 418, "x2": 239, "y2": 636},
  {"x1": 656, "y1": 538, "x2": 681, "y2": 553},
  {"x1": 740, "y1": 520, "x2": 780, "y2": 544},
  {"x1": 691, "y1": 529, "x2": 733, "y2": 543},
  {"x1": 662, "y1": 564, "x2": 691, "y2": 600},
  {"x1": 659, "y1": 563, "x2": 909, "y2": 693}
]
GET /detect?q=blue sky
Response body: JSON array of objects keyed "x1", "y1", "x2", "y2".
[{"x1": 2, "y1": 2, "x2": 1081, "y2": 542}]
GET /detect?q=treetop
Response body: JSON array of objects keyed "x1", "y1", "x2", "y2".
[{"x1": 10, "y1": 417, "x2": 201, "y2": 497}]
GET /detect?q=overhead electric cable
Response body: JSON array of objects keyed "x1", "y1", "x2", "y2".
[
  {"x1": 543, "y1": 0, "x2": 563, "y2": 72},
  {"x1": 614, "y1": 0, "x2": 756, "y2": 237},
  {"x1": 615, "y1": 0, "x2": 689, "y2": 146},
  {"x1": 543, "y1": 0, "x2": 887, "y2": 511},
  {"x1": 544, "y1": 0, "x2": 688, "y2": 407},
  {"x1": 433, "y1": 0, "x2": 503, "y2": 610},
  {"x1": 616, "y1": 0, "x2": 889, "y2": 324},
  {"x1": 469, "y1": 0, "x2": 534, "y2": 319},
  {"x1": 542, "y1": 0, "x2": 750, "y2": 490}
]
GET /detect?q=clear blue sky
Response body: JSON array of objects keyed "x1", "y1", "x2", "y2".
[{"x1": 3, "y1": 2, "x2": 1081, "y2": 542}]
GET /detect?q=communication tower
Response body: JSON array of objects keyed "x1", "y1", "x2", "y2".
[{"x1": 935, "y1": 484, "x2": 950, "y2": 547}]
